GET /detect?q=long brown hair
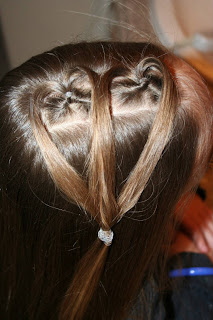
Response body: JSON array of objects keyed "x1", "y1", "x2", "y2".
[{"x1": 0, "y1": 42, "x2": 212, "y2": 320}]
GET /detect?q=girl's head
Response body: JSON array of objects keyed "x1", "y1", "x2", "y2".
[{"x1": 0, "y1": 42, "x2": 212, "y2": 320}]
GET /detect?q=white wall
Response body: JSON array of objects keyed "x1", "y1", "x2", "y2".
[{"x1": 0, "y1": 0, "x2": 111, "y2": 68}]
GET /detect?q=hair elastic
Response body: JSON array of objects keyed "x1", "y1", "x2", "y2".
[
  {"x1": 65, "y1": 91, "x2": 72, "y2": 98},
  {"x1": 169, "y1": 267, "x2": 213, "y2": 278},
  {"x1": 98, "y1": 228, "x2": 114, "y2": 246}
]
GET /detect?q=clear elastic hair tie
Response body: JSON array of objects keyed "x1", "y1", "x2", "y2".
[
  {"x1": 98, "y1": 228, "x2": 114, "y2": 246},
  {"x1": 65, "y1": 91, "x2": 72, "y2": 98}
]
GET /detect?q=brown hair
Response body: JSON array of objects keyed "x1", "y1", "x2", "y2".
[{"x1": 0, "y1": 42, "x2": 212, "y2": 320}]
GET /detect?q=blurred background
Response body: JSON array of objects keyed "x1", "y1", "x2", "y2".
[
  {"x1": 0, "y1": 0, "x2": 113, "y2": 75},
  {"x1": 0, "y1": 0, "x2": 212, "y2": 205},
  {"x1": 1, "y1": 0, "x2": 213, "y2": 80}
]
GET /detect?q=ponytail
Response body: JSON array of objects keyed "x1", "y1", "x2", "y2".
[
  {"x1": 29, "y1": 55, "x2": 178, "y2": 319},
  {"x1": 30, "y1": 67, "x2": 118, "y2": 320}
]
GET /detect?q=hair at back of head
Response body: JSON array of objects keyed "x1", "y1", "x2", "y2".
[{"x1": 0, "y1": 42, "x2": 212, "y2": 320}]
